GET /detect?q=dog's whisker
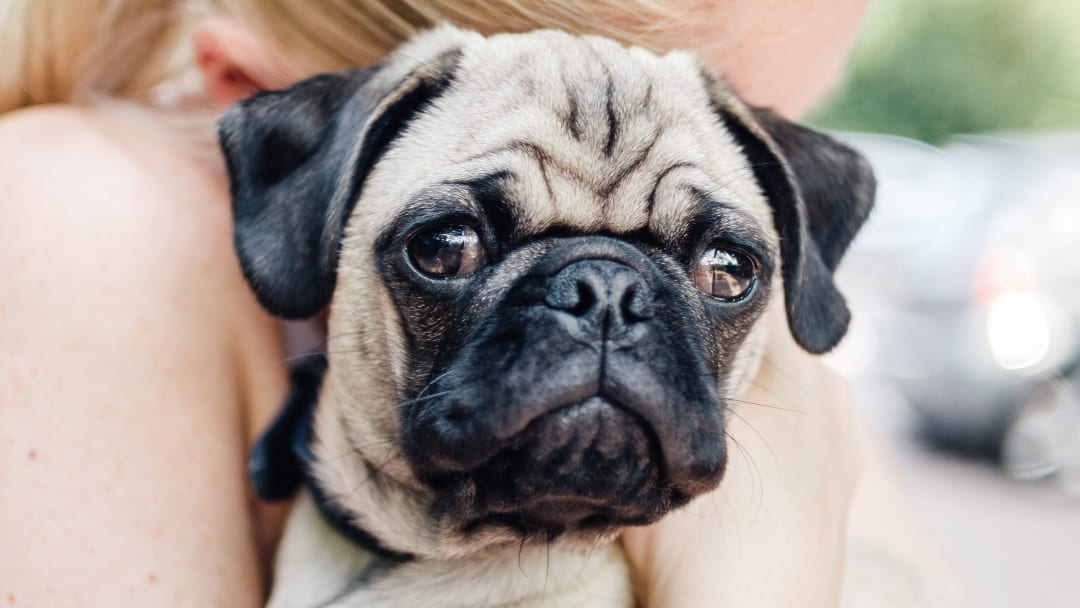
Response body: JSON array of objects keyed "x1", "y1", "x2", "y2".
[
  {"x1": 323, "y1": 439, "x2": 398, "y2": 465},
  {"x1": 340, "y1": 444, "x2": 406, "y2": 501},
  {"x1": 337, "y1": 460, "x2": 381, "y2": 500},
  {"x1": 340, "y1": 440, "x2": 405, "y2": 489},
  {"x1": 393, "y1": 369, "x2": 459, "y2": 411},
  {"x1": 321, "y1": 448, "x2": 365, "y2": 465},
  {"x1": 395, "y1": 389, "x2": 454, "y2": 408},
  {"x1": 371, "y1": 444, "x2": 403, "y2": 473},
  {"x1": 543, "y1": 529, "x2": 552, "y2": 593},
  {"x1": 517, "y1": 529, "x2": 530, "y2": 578},
  {"x1": 726, "y1": 397, "x2": 803, "y2": 414},
  {"x1": 738, "y1": 373, "x2": 812, "y2": 412},
  {"x1": 419, "y1": 369, "x2": 457, "y2": 394},
  {"x1": 759, "y1": 358, "x2": 814, "y2": 397},
  {"x1": 724, "y1": 430, "x2": 765, "y2": 514},
  {"x1": 702, "y1": 165, "x2": 761, "y2": 195},
  {"x1": 725, "y1": 407, "x2": 778, "y2": 473}
]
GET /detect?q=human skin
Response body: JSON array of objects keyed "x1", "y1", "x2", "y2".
[
  {"x1": 0, "y1": 107, "x2": 290, "y2": 606},
  {"x1": 692, "y1": 0, "x2": 872, "y2": 118},
  {"x1": 0, "y1": 1, "x2": 884, "y2": 606}
]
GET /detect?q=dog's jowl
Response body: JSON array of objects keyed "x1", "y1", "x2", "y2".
[{"x1": 220, "y1": 25, "x2": 873, "y2": 608}]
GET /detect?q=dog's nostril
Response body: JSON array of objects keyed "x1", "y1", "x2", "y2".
[
  {"x1": 621, "y1": 283, "x2": 655, "y2": 322},
  {"x1": 569, "y1": 279, "x2": 596, "y2": 316},
  {"x1": 544, "y1": 273, "x2": 598, "y2": 315}
]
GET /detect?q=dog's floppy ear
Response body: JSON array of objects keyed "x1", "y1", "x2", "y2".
[
  {"x1": 706, "y1": 77, "x2": 875, "y2": 353},
  {"x1": 218, "y1": 51, "x2": 462, "y2": 318}
]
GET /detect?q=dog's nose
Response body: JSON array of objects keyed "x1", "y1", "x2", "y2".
[{"x1": 544, "y1": 260, "x2": 655, "y2": 340}]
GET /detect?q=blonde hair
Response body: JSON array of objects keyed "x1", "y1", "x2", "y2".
[
  {"x1": 0, "y1": 0, "x2": 185, "y2": 113},
  {"x1": 0, "y1": 0, "x2": 695, "y2": 116},
  {"x1": 222, "y1": 0, "x2": 697, "y2": 77}
]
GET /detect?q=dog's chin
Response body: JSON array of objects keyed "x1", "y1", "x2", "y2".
[{"x1": 421, "y1": 396, "x2": 693, "y2": 541}]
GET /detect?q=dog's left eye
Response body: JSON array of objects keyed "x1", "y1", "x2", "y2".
[
  {"x1": 690, "y1": 247, "x2": 756, "y2": 300},
  {"x1": 408, "y1": 225, "x2": 487, "y2": 278}
]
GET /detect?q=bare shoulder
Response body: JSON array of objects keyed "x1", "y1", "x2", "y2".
[
  {"x1": 0, "y1": 104, "x2": 162, "y2": 201},
  {"x1": 0, "y1": 103, "x2": 287, "y2": 433},
  {"x1": 2, "y1": 104, "x2": 244, "y2": 305},
  {"x1": 2, "y1": 106, "x2": 232, "y2": 344},
  {"x1": 0, "y1": 103, "x2": 100, "y2": 142},
  {"x1": 0, "y1": 105, "x2": 220, "y2": 242},
  {"x1": 0, "y1": 105, "x2": 287, "y2": 604}
]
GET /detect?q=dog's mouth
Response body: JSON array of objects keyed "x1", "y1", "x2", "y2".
[{"x1": 418, "y1": 395, "x2": 692, "y2": 536}]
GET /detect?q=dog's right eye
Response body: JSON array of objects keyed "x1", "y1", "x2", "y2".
[
  {"x1": 408, "y1": 225, "x2": 487, "y2": 278},
  {"x1": 690, "y1": 246, "x2": 757, "y2": 301}
]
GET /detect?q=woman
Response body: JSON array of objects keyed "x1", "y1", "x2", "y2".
[{"x1": 0, "y1": 0, "x2": 957, "y2": 605}]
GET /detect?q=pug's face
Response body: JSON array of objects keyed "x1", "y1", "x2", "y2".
[{"x1": 221, "y1": 27, "x2": 873, "y2": 560}]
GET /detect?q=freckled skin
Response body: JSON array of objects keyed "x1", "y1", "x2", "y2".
[{"x1": 1, "y1": 106, "x2": 287, "y2": 608}]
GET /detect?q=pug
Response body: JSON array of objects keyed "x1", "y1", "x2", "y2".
[{"x1": 219, "y1": 25, "x2": 876, "y2": 608}]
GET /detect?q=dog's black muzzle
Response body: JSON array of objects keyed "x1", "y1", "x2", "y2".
[{"x1": 401, "y1": 237, "x2": 727, "y2": 535}]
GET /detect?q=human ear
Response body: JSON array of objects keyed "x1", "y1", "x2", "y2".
[{"x1": 192, "y1": 16, "x2": 285, "y2": 106}]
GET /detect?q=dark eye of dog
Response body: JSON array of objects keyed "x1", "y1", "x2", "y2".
[
  {"x1": 690, "y1": 247, "x2": 756, "y2": 300},
  {"x1": 408, "y1": 225, "x2": 487, "y2": 278}
]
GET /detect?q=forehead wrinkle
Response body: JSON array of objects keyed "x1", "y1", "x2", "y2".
[
  {"x1": 477, "y1": 116, "x2": 671, "y2": 236},
  {"x1": 588, "y1": 46, "x2": 618, "y2": 159},
  {"x1": 459, "y1": 40, "x2": 665, "y2": 191},
  {"x1": 414, "y1": 36, "x2": 762, "y2": 242},
  {"x1": 456, "y1": 143, "x2": 612, "y2": 238},
  {"x1": 706, "y1": 163, "x2": 762, "y2": 201},
  {"x1": 460, "y1": 139, "x2": 610, "y2": 231},
  {"x1": 647, "y1": 162, "x2": 700, "y2": 247},
  {"x1": 474, "y1": 127, "x2": 699, "y2": 240}
]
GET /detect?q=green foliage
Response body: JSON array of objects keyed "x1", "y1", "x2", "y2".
[{"x1": 809, "y1": 0, "x2": 1080, "y2": 143}]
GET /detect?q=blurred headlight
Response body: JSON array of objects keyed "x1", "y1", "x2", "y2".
[
  {"x1": 974, "y1": 247, "x2": 1035, "y2": 306},
  {"x1": 987, "y1": 291, "x2": 1051, "y2": 370}
]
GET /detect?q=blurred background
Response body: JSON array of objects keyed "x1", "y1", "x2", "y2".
[{"x1": 807, "y1": 0, "x2": 1080, "y2": 606}]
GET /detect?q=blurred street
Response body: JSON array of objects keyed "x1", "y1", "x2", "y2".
[
  {"x1": 853, "y1": 375, "x2": 1080, "y2": 608},
  {"x1": 827, "y1": 132, "x2": 1080, "y2": 607}
]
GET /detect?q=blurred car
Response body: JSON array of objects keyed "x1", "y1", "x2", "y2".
[{"x1": 828, "y1": 132, "x2": 1080, "y2": 490}]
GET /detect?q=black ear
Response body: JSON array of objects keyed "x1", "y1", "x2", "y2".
[
  {"x1": 218, "y1": 52, "x2": 461, "y2": 319},
  {"x1": 710, "y1": 87, "x2": 875, "y2": 353},
  {"x1": 751, "y1": 110, "x2": 876, "y2": 273}
]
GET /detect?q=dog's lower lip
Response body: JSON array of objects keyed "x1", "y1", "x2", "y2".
[
  {"x1": 528, "y1": 393, "x2": 628, "y2": 428},
  {"x1": 431, "y1": 395, "x2": 672, "y2": 528},
  {"x1": 445, "y1": 392, "x2": 641, "y2": 467},
  {"x1": 493, "y1": 394, "x2": 654, "y2": 458},
  {"x1": 490, "y1": 497, "x2": 612, "y2": 524}
]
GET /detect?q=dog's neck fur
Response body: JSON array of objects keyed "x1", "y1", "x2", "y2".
[
  {"x1": 293, "y1": 383, "x2": 417, "y2": 564},
  {"x1": 269, "y1": 488, "x2": 636, "y2": 608}
]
